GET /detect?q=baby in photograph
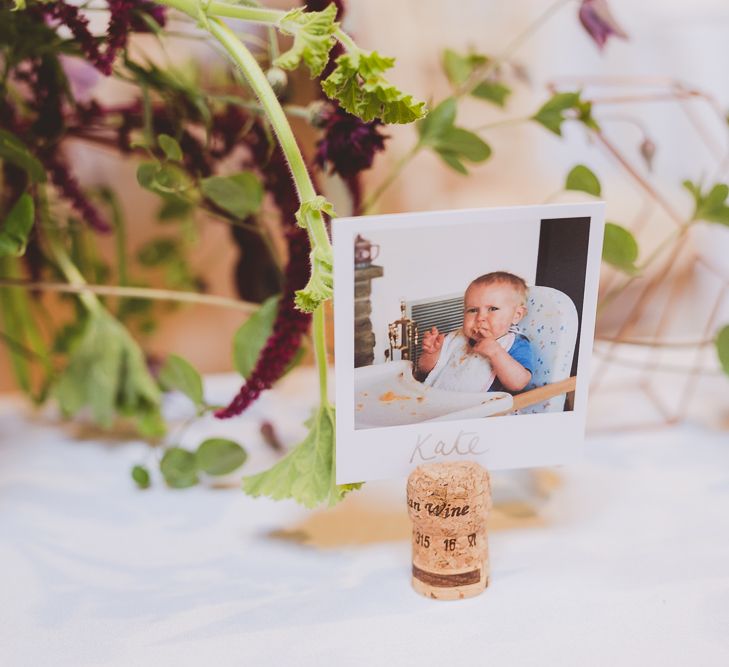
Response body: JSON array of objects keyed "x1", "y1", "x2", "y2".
[{"x1": 417, "y1": 272, "x2": 534, "y2": 394}]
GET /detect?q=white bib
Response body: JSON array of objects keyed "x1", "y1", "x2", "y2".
[{"x1": 423, "y1": 329, "x2": 515, "y2": 393}]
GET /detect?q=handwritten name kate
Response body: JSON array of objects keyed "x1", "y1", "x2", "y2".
[{"x1": 409, "y1": 429, "x2": 487, "y2": 463}]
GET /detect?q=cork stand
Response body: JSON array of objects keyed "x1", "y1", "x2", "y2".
[{"x1": 406, "y1": 461, "x2": 492, "y2": 600}]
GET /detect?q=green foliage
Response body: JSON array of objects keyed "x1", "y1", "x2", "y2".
[
  {"x1": 158, "y1": 354, "x2": 205, "y2": 410},
  {"x1": 471, "y1": 81, "x2": 511, "y2": 107},
  {"x1": 158, "y1": 134, "x2": 183, "y2": 162},
  {"x1": 243, "y1": 405, "x2": 362, "y2": 508},
  {"x1": 322, "y1": 50, "x2": 427, "y2": 124},
  {"x1": 195, "y1": 438, "x2": 248, "y2": 475},
  {"x1": 160, "y1": 447, "x2": 199, "y2": 488},
  {"x1": 0, "y1": 193, "x2": 34, "y2": 257},
  {"x1": 295, "y1": 244, "x2": 333, "y2": 312},
  {"x1": 131, "y1": 465, "x2": 151, "y2": 489},
  {"x1": 294, "y1": 195, "x2": 335, "y2": 229},
  {"x1": 417, "y1": 97, "x2": 491, "y2": 174},
  {"x1": 200, "y1": 172, "x2": 263, "y2": 219},
  {"x1": 233, "y1": 295, "x2": 279, "y2": 378},
  {"x1": 717, "y1": 325, "x2": 729, "y2": 377},
  {"x1": 532, "y1": 91, "x2": 598, "y2": 136},
  {"x1": 0, "y1": 256, "x2": 50, "y2": 399},
  {"x1": 602, "y1": 222, "x2": 639, "y2": 274},
  {"x1": 565, "y1": 165, "x2": 602, "y2": 197},
  {"x1": 0, "y1": 129, "x2": 46, "y2": 182},
  {"x1": 683, "y1": 181, "x2": 729, "y2": 225},
  {"x1": 137, "y1": 161, "x2": 192, "y2": 197},
  {"x1": 275, "y1": 4, "x2": 338, "y2": 77},
  {"x1": 442, "y1": 48, "x2": 488, "y2": 88},
  {"x1": 54, "y1": 311, "x2": 163, "y2": 434},
  {"x1": 159, "y1": 438, "x2": 248, "y2": 488}
]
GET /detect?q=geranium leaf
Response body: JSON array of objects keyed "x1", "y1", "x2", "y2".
[
  {"x1": 242, "y1": 405, "x2": 362, "y2": 508},
  {"x1": 602, "y1": 222, "x2": 639, "y2": 273},
  {"x1": 233, "y1": 295, "x2": 279, "y2": 379},
  {"x1": 0, "y1": 194, "x2": 34, "y2": 258},
  {"x1": 322, "y1": 51, "x2": 427, "y2": 124},
  {"x1": 295, "y1": 243, "x2": 333, "y2": 312},
  {"x1": 566, "y1": 165, "x2": 602, "y2": 197},
  {"x1": 201, "y1": 172, "x2": 263, "y2": 219},
  {"x1": 275, "y1": 4, "x2": 338, "y2": 78},
  {"x1": 158, "y1": 354, "x2": 205, "y2": 409},
  {"x1": 195, "y1": 438, "x2": 247, "y2": 475}
]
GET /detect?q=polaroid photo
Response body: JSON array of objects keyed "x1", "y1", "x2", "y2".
[{"x1": 333, "y1": 202, "x2": 605, "y2": 484}]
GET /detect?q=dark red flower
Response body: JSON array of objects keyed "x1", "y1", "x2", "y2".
[
  {"x1": 314, "y1": 105, "x2": 388, "y2": 179},
  {"x1": 129, "y1": 2, "x2": 167, "y2": 33},
  {"x1": 578, "y1": 0, "x2": 628, "y2": 51}
]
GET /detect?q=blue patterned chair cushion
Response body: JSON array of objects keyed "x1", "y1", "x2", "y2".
[{"x1": 516, "y1": 286, "x2": 578, "y2": 414}]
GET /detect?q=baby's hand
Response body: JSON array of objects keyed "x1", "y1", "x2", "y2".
[
  {"x1": 422, "y1": 326, "x2": 445, "y2": 355},
  {"x1": 472, "y1": 326, "x2": 500, "y2": 359}
]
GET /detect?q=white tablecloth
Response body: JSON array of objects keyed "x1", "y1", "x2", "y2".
[{"x1": 2, "y1": 369, "x2": 729, "y2": 666}]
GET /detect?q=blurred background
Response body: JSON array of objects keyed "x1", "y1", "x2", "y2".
[{"x1": 2, "y1": 0, "x2": 729, "y2": 433}]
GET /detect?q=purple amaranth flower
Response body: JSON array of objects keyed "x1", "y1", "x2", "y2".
[
  {"x1": 314, "y1": 105, "x2": 388, "y2": 179},
  {"x1": 578, "y1": 0, "x2": 628, "y2": 50},
  {"x1": 129, "y1": 1, "x2": 168, "y2": 33}
]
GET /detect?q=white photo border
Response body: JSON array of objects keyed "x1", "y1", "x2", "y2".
[{"x1": 333, "y1": 202, "x2": 606, "y2": 484}]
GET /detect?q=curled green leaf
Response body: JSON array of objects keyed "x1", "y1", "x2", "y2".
[
  {"x1": 322, "y1": 50, "x2": 427, "y2": 124},
  {"x1": 242, "y1": 405, "x2": 362, "y2": 508},
  {"x1": 295, "y1": 195, "x2": 336, "y2": 229},
  {"x1": 295, "y1": 244, "x2": 333, "y2": 312},
  {"x1": 275, "y1": 4, "x2": 338, "y2": 78}
]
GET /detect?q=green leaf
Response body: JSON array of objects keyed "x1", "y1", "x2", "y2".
[
  {"x1": 434, "y1": 127, "x2": 491, "y2": 163},
  {"x1": 417, "y1": 98, "x2": 491, "y2": 174},
  {"x1": 275, "y1": 4, "x2": 338, "y2": 78},
  {"x1": 0, "y1": 130, "x2": 46, "y2": 183},
  {"x1": 160, "y1": 447, "x2": 199, "y2": 489},
  {"x1": 243, "y1": 405, "x2": 362, "y2": 508},
  {"x1": 565, "y1": 165, "x2": 602, "y2": 197},
  {"x1": 295, "y1": 243, "x2": 333, "y2": 312},
  {"x1": 471, "y1": 80, "x2": 511, "y2": 107},
  {"x1": 322, "y1": 51, "x2": 427, "y2": 124},
  {"x1": 233, "y1": 295, "x2": 279, "y2": 378},
  {"x1": 442, "y1": 49, "x2": 488, "y2": 88},
  {"x1": 195, "y1": 438, "x2": 248, "y2": 476},
  {"x1": 131, "y1": 465, "x2": 151, "y2": 489},
  {"x1": 684, "y1": 181, "x2": 729, "y2": 225},
  {"x1": 602, "y1": 222, "x2": 639, "y2": 273},
  {"x1": 0, "y1": 194, "x2": 34, "y2": 257},
  {"x1": 158, "y1": 354, "x2": 204, "y2": 409},
  {"x1": 200, "y1": 172, "x2": 263, "y2": 219},
  {"x1": 294, "y1": 195, "x2": 336, "y2": 229},
  {"x1": 54, "y1": 311, "x2": 162, "y2": 432},
  {"x1": 158, "y1": 134, "x2": 183, "y2": 162},
  {"x1": 137, "y1": 161, "x2": 191, "y2": 196},
  {"x1": 158, "y1": 196, "x2": 193, "y2": 221},
  {"x1": 716, "y1": 325, "x2": 729, "y2": 376},
  {"x1": 532, "y1": 91, "x2": 597, "y2": 136},
  {"x1": 137, "y1": 237, "x2": 179, "y2": 266},
  {"x1": 417, "y1": 97, "x2": 457, "y2": 145}
]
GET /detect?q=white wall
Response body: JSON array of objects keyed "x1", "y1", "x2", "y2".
[{"x1": 365, "y1": 217, "x2": 540, "y2": 365}]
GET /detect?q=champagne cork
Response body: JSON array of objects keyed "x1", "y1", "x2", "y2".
[{"x1": 407, "y1": 461, "x2": 492, "y2": 600}]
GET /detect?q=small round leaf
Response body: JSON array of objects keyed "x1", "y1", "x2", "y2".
[
  {"x1": 131, "y1": 464, "x2": 151, "y2": 489},
  {"x1": 717, "y1": 325, "x2": 729, "y2": 376},
  {"x1": 160, "y1": 447, "x2": 199, "y2": 488},
  {"x1": 566, "y1": 165, "x2": 601, "y2": 197},
  {"x1": 195, "y1": 438, "x2": 248, "y2": 476},
  {"x1": 602, "y1": 222, "x2": 639, "y2": 273}
]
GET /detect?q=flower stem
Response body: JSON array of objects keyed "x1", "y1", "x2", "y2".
[
  {"x1": 313, "y1": 304, "x2": 329, "y2": 406},
  {"x1": 362, "y1": 143, "x2": 421, "y2": 214},
  {"x1": 0, "y1": 279, "x2": 259, "y2": 314}
]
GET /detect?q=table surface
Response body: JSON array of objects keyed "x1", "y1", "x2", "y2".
[{"x1": 2, "y1": 369, "x2": 729, "y2": 667}]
